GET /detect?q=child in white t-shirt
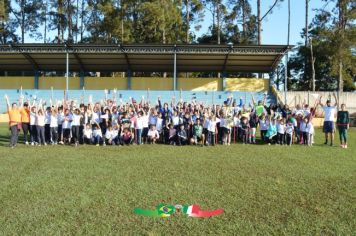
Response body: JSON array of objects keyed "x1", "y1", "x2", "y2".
[
  {"x1": 285, "y1": 119, "x2": 294, "y2": 146},
  {"x1": 147, "y1": 125, "x2": 160, "y2": 144},
  {"x1": 83, "y1": 124, "x2": 93, "y2": 144},
  {"x1": 207, "y1": 115, "x2": 220, "y2": 146},
  {"x1": 276, "y1": 118, "x2": 286, "y2": 145},
  {"x1": 305, "y1": 118, "x2": 314, "y2": 146},
  {"x1": 105, "y1": 126, "x2": 117, "y2": 145}
]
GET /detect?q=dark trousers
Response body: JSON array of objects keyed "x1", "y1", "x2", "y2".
[
  {"x1": 260, "y1": 130, "x2": 267, "y2": 143},
  {"x1": 63, "y1": 128, "x2": 71, "y2": 144},
  {"x1": 241, "y1": 130, "x2": 248, "y2": 144},
  {"x1": 37, "y1": 126, "x2": 45, "y2": 145},
  {"x1": 22, "y1": 122, "x2": 30, "y2": 143},
  {"x1": 177, "y1": 137, "x2": 187, "y2": 146},
  {"x1": 277, "y1": 133, "x2": 284, "y2": 145},
  {"x1": 79, "y1": 125, "x2": 84, "y2": 144},
  {"x1": 208, "y1": 131, "x2": 216, "y2": 146},
  {"x1": 93, "y1": 136, "x2": 102, "y2": 145},
  {"x1": 303, "y1": 132, "x2": 308, "y2": 145},
  {"x1": 50, "y1": 127, "x2": 58, "y2": 143},
  {"x1": 286, "y1": 133, "x2": 292, "y2": 145},
  {"x1": 58, "y1": 125, "x2": 63, "y2": 141},
  {"x1": 84, "y1": 137, "x2": 92, "y2": 144},
  {"x1": 45, "y1": 124, "x2": 51, "y2": 143},
  {"x1": 72, "y1": 126, "x2": 80, "y2": 143},
  {"x1": 30, "y1": 125, "x2": 37, "y2": 143},
  {"x1": 10, "y1": 125, "x2": 19, "y2": 146}
]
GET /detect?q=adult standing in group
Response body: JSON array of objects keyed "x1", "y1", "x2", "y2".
[
  {"x1": 318, "y1": 94, "x2": 338, "y2": 146},
  {"x1": 4, "y1": 95, "x2": 21, "y2": 148},
  {"x1": 20, "y1": 101, "x2": 31, "y2": 145},
  {"x1": 336, "y1": 104, "x2": 349, "y2": 149}
]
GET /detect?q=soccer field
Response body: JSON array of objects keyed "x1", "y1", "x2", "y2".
[{"x1": 0, "y1": 124, "x2": 355, "y2": 235}]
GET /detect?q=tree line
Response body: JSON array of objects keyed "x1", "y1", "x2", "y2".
[{"x1": 0, "y1": 0, "x2": 355, "y2": 91}]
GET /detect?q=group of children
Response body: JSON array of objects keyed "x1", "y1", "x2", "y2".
[{"x1": 4, "y1": 92, "x2": 349, "y2": 148}]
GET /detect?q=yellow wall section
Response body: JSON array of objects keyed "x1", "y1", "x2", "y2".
[
  {"x1": 178, "y1": 78, "x2": 221, "y2": 91},
  {"x1": 0, "y1": 77, "x2": 34, "y2": 89},
  {"x1": 0, "y1": 77, "x2": 268, "y2": 91},
  {"x1": 85, "y1": 77, "x2": 127, "y2": 90},
  {"x1": 131, "y1": 77, "x2": 173, "y2": 90},
  {"x1": 225, "y1": 78, "x2": 268, "y2": 92},
  {"x1": 39, "y1": 77, "x2": 81, "y2": 89}
]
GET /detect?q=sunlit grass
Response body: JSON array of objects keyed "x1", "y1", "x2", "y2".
[{"x1": 0, "y1": 124, "x2": 355, "y2": 235}]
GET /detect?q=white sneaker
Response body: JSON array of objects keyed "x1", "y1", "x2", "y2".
[
  {"x1": 25, "y1": 141, "x2": 29, "y2": 145},
  {"x1": 44, "y1": 143, "x2": 47, "y2": 146},
  {"x1": 31, "y1": 142, "x2": 34, "y2": 146}
]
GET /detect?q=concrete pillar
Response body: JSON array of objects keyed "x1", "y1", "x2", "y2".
[
  {"x1": 34, "y1": 71, "x2": 39, "y2": 89},
  {"x1": 127, "y1": 70, "x2": 132, "y2": 90}
]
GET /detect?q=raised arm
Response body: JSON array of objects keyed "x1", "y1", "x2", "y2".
[
  {"x1": 318, "y1": 95, "x2": 324, "y2": 107},
  {"x1": 333, "y1": 93, "x2": 338, "y2": 107},
  {"x1": 262, "y1": 93, "x2": 267, "y2": 106},
  {"x1": 251, "y1": 94, "x2": 256, "y2": 107},
  {"x1": 4, "y1": 94, "x2": 10, "y2": 111}
]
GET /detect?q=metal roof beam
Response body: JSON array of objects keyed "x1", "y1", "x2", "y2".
[{"x1": 9, "y1": 44, "x2": 40, "y2": 71}]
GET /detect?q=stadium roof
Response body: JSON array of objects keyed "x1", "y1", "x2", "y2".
[{"x1": 0, "y1": 44, "x2": 292, "y2": 73}]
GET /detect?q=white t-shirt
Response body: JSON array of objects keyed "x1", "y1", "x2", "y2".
[
  {"x1": 142, "y1": 115, "x2": 149, "y2": 128},
  {"x1": 36, "y1": 115, "x2": 45, "y2": 126},
  {"x1": 92, "y1": 112, "x2": 101, "y2": 124},
  {"x1": 105, "y1": 130, "x2": 116, "y2": 139},
  {"x1": 323, "y1": 106, "x2": 336, "y2": 122},
  {"x1": 233, "y1": 117, "x2": 240, "y2": 127},
  {"x1": 148, "y1": 129, "x2": 159, "y2": 138},
  {"x1": 172, "y1": 116, "x2": 180, "y2": 126},
  {"x1": 93, "y1": 129, "x2": 102, "y2": 137},
  {"x1": 207, "y1": 118, "x2": 220, "y2": 132},
  {"x1": 50, "y1": 115, "x2": 58, "y2": 127},
  {"x1": 135, "y1": 116, "x2": 144, "y2": 129},
  {"x1": 306, "y1": 123, "x2": 314, "y2": 134},
  {"x1": 30, "y1": 112, "x2": 36, "y2": 125},
  {"x1": 84, "y1": 128, "x2": 92, "y2": 139},
  {"x1": 57, "y1": 112, "x2": 64, "y2": 125},
  {"x1": 277, "y1": 123, "x2": 286, "y2": 134},
  {"x1": 286, "y1": 124, "x2": 294, "y2": 134},
  {"x1": 72, "y1": 113, "x2": 82, "y2": 126}
]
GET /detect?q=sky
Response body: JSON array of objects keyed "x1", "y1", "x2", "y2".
[
  {"x1": 20, "y1": 0, "x2": 333, "y2": 45},
  {"x1": 198, "y1": 0, "x2": 332, "y2": 46}
]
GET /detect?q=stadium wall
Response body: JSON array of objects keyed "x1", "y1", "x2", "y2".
[{"x1": 0, "y1": 76, "x2": 268, "y2": 91}]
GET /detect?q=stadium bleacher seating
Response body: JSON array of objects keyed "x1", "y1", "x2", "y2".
[{"x1": 0, "y1": 89, "x2": 276, "y2": 112}]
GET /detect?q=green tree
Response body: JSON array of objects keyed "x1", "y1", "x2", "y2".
[
  {"x1": 288, "y1": 2, "x2": 355, "y2": 91},
  {"x1": 11, "y1": 0, "x2": 43, "y2": 43},
  {"x1": 182, "y1": 0, "x2": 204, "y2": 43}
]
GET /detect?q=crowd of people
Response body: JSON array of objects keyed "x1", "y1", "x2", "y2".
[{"x1": 4, "y1": 92, "x2": 350, "y2": 149}]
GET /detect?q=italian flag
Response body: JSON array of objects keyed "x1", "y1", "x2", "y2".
[{"x1": 182, "y1": 204, "x2": 224, "y2": 218}]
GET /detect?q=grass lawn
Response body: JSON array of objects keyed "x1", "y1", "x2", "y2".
[{"x1": 0, "y1": 124, "x2": 355, "y2": 235}]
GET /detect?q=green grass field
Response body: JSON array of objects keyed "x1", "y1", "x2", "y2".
[{"x1": 0, "y1": 124, "x2": 355, "y2": 235}]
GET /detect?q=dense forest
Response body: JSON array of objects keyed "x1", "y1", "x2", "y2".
[{"x1": 0, "y1": 0, "x2": 355, "y2": 91}]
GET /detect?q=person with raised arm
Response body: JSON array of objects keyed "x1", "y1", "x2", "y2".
[
  {"x1": 35, "y1": 100, "x2": 46, "y2": 146},
  {"x1": 19, "y1": 97, "x2": 31, "y2": 145},
  {"x1": 4, "y1": 94, "x2": 21, "y2": 148},
  {"x1": 318, "y1": 93, "x2": 338, "y2": 146}
]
